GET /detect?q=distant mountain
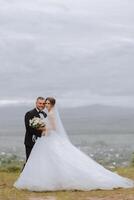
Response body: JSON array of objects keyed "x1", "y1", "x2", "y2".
[
  {"x1": 60, "y1": 104, "x2": 134, "y2": 134},
  {"x1": 0, "y1": 104, "x2": 134, "y2": 135}
]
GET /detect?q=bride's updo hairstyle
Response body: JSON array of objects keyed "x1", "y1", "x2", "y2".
[{"x1": 45, "y1": 97, "x2": 56, "y2": 107}]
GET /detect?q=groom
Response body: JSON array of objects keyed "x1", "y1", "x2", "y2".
[{"x1": 24, "y1": 97, "x2": 47, "y2": 162}]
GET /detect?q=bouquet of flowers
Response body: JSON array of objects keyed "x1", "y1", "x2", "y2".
[{"x1": 29, "y1": 117, "x2": 46, "y2": 129}]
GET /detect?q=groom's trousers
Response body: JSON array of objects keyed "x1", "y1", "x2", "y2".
[
  {"x1": 21, "y1": 146, "x2": 32, "y2": 171},
  {"x1": 25, "y1": 145, "x2": 33, "y2": 161}
]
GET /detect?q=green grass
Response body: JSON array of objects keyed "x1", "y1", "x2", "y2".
[
  {"x1": 0, "y1": 154, "x2": 24, "y2": 172},
  {"x1": 0, "y1": 167, "x2": 134, "y2": 200}
]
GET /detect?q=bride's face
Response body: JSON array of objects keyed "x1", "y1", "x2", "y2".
[{"x1": 45, "y1": 100, "x2": 53, "y2": 111}]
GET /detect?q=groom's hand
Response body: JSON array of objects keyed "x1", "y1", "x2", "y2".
[{"x1": 37, "y1": 127, "x2": 46, "y2": 132}]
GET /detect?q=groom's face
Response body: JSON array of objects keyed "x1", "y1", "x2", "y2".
[{"x1": 36, "y1": 99, "x2": 45, "y2": 111}]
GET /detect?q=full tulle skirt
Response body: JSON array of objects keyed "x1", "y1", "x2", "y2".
[{"x1": 14, "y1": 132, "x2": 134, "y2": 191}]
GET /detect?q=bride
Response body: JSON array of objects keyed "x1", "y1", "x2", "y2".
[{"x1": 14, "y1": 97, "x2": 134, "y2": 191}]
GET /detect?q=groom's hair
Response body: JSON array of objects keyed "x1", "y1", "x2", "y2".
[{"x1": 36, "y1": 97, "x2": 45, "y2": 101}]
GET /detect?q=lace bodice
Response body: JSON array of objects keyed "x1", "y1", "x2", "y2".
[{"x1": 45, "y1": 110, "x2": 57, "y2": 133}]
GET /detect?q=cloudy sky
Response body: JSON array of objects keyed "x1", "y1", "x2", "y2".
[{"x1": 0, "y1": 0, "x2": 134, "y2": 107}]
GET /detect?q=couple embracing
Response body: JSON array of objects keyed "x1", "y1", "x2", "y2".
[{"x1": 14, "y1": 96, "x2": 134, "y2": 191}]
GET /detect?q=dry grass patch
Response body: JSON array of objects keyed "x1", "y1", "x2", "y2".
[{"x1": 0, "y1": 167, "x2": 134, "y2": 200}]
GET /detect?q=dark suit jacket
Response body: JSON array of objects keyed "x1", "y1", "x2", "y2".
[{"x1": 24, "y1": 108, "x2": 47, "y2": 147}]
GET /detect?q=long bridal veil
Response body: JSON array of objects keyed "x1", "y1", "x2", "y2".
[{"x1": 51, "y1": 106, "x2": 70, "y2": 141}]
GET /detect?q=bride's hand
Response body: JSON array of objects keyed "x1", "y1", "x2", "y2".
[
  {"x1": 41, "y1": 127, "x2": 49, "y2": 136},
  {"x1": 42, "y1": 131, "x2": 46, "y2": 136},
  {"x1": 43, "y1": 127, "x2": 49, "y2": 136}
]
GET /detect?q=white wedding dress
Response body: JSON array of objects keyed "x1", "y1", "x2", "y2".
[{"x1": 14, "y1": 107, "x2": 134, "y2": 191}]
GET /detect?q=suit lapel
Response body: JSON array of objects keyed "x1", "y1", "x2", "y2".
[
  {"x1": 33, "y1": 108, "x2": 47, "y2": 118},
  {"x1": 33, "y1": 108, "x2": 40, "y2": 118},
  {"x1": 42, "y1": 111, "x2": 47, "y2": 118}
]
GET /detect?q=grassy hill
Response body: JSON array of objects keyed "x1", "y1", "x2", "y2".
[{"x1": 0, "y1": 167, "x2": 134, "y2": 200}]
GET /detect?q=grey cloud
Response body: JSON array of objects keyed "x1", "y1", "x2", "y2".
[{"x1": 0, "y1": 0, "x2": 134, "y2": 101}]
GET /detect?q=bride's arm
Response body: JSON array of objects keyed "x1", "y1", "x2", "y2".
[
  {"x1": 46, "y1": 112, "x2": 57, "y2": 133},
  {"x1": 50, "y1": 114, "x2": 56, "y2": 131},
  {"x1": 42, "y1": 112, "x2": 56, "y2": 136}
]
